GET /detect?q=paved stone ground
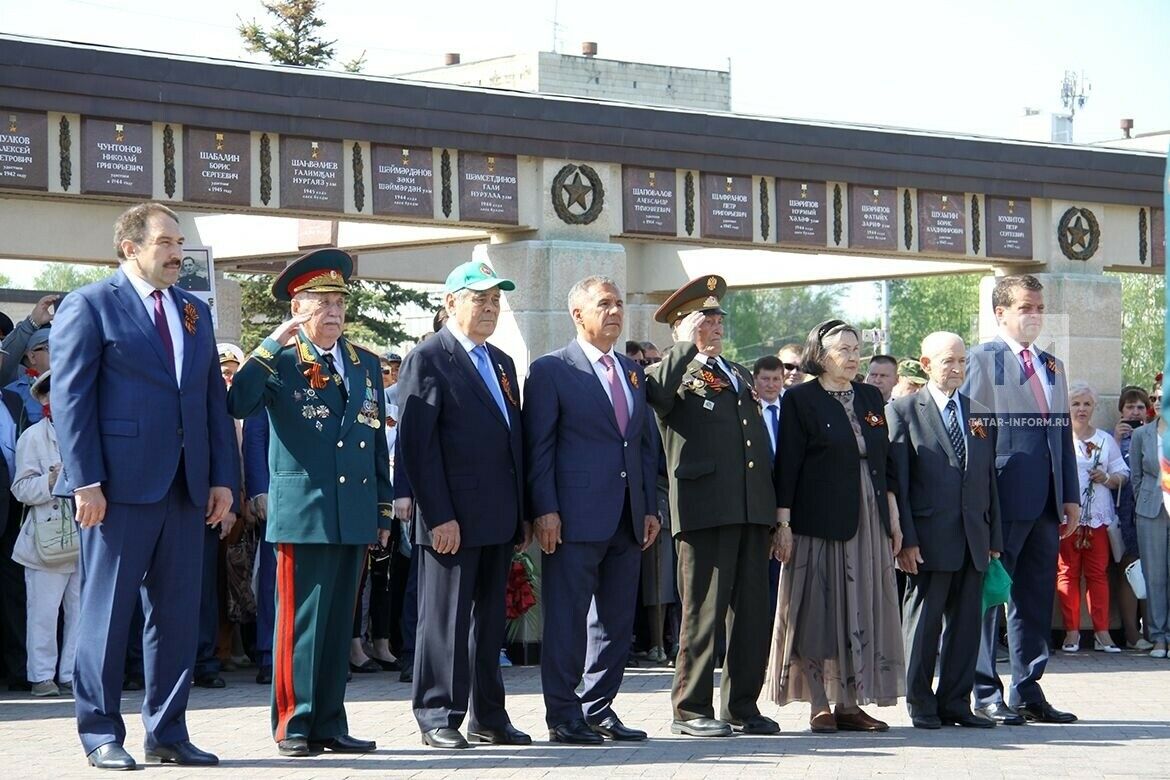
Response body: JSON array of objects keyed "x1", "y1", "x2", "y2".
[{"x1": 3, "y1": 648, "x2": 1168, "y2": 778}]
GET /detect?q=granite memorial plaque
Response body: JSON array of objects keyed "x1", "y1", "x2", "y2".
[
  {"x1": 458, "y1": 152, "x2": 518, "y2": 224},
  {"x1": 183, "y1": 128, "x2": 250, "y2": 206},
  {"x1": 0, "y1": 110, "x2": 48, "y2": 190},
  {"x1": 81, "y1": 118, "x2": 153, "y2": 197},
  {"x1": 849, "y1": 185, "x2": 897, "y2": 250},
  {"x1": 1153, "y1": 207, "x2": 1165, "y2": 269},
  {"x1": 372, "y1": 145, "x2": 434, "y2": 218},
  {"x1": 280, "y1": 136, "x2": 343, "y2": 212},
  {"x1": 985, "y1": 196, "x2": 1033, "y2": 259},
  {"x1": 777, "y1": 180, "x2": 826, "y2": 245},
  {"x1": 700, "y1": 173, "x2": 752, "y2": 241},
  {"x1": 622, "y1": 166, "x2": 676, "y2": 235},
  {"x1": 918, "y1": 191, "x2": 967, "y2": 253}
]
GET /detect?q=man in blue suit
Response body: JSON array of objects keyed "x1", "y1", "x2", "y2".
[
  {"x1": 51, "y1": 202, "x2": 238, "y2": 770},
  {"x1": 242, "y1": 408, "x2": 275, "y2": 685},
  {"x1": 397, "y1": 261, "x2": 532, "y2": 750},
  {"x1": 962, "y1": 274, "x2": 1080, "y2": 726},
  {"x1": 523, "y1": 276, "x2": 660, "y2": 744}
]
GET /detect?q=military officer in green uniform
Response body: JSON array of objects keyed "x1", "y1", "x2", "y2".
[
  {"x1": 228, "y1": 248, "x2": 392, "y2": 758},
  {"x1": 645, "y1": 275, "x2": 780, "y2": 738}
]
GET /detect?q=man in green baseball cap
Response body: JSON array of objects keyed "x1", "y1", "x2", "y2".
[{"x1": 444, "y1": 260, "x2": 516, "y2": 294}]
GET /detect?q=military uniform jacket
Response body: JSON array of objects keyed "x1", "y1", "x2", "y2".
[
  {"x1": 646, "y1": 341, "x2": 777, "y2": 536},
  {"x1": 228, "y1": 332, "x2": 392, "y2": 545}
]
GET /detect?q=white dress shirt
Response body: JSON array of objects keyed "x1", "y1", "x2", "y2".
[
  {"x1": 124, "y1": 271, "x2": 184, "y2": 384},
  {"x1": 307, "y1": 337, "x2": 347, "y2": 389},
  {"x1": 926, "y1": 381, "x2": 963, "y2": 429},
  {"x1": 577, "y1": 337, "x2": 634, "y2": 416},
  {"x1": 758, "y1": 395, "x2": 781, "y2": 454},
  {"x1": 999, "y1": 331, "x2": 1052, "y2": 407},
  {"x1": 446, "y1": 321, "x2": 506, "y2": 400},
  {"x1": 691, "y1": 353, "x2": 739, "y2": 392}
]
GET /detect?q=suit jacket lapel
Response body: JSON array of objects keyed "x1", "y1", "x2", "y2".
[
  {"x1": 439, "y1": 327, "x2": 508, "y2": 429},
  {"x1": 336, "y1": 338, "x2": 365, "y2": 438},
  {"x1": 615, "y1": 352, "x2": 646, "y2": 439},
  {"x1": 171, "y1": 287, "x2": 197, "y2": 386},
  {"x1": 919, "y1": 390, "x2": 961, "y2": 469},
  {"x1": 110, "y1": 269, "x2": 174, "y2": 378},
  {"x1": 565, "y1": 341, "x2": 622, "y2": 437}
]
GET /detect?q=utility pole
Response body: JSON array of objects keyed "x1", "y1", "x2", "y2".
[
  {"x1": 1060, "y1": 70, "x2": 1091, "y2": 141},
  {"x1": 879, "y1": 280, "x2": 890, "y2": 354}
]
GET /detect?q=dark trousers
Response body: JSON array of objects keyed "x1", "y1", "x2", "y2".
[
  {"x1": 194, "y1": 524, "x2": 221, "y2": 678},
  {"x1": 903, "y1": 548, "x2": 985, "y2": 718},
  {"x1": 0, "y1": 501, "x2": 28, "y2": 684},
  {"x1": 74, "y1": 477, "x2": 203, "y2": 754},
  {"x1": 255, "y1": 538, "x2": 276, "y2": 667},
  {"x1": 272, "y1": 543, "x2": 364, "y2": 742},
  {"x1": 413, "y1": 542, "x2": 511, "y2": 732},
  {"x1": 399, "y1": 549, "x2": 420, "y2": 658},
  {"x1": 541, "y1": 515, "x2": 641, "y2": 727},
  {"x1": 672, "y1": 523, "x2": 771, "y2": 722},
  {"x1": 352, "y1": 555, "x2": 369, "y2": 639},
  {"x1": 975, "y1": 498, "x2": 1060, "y2": 708}
]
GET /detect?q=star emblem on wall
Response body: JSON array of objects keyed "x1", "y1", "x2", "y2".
[
  {"x1": 551, "y1": 163, "x2": 605, "y2": 225},
  {"x1": 1057, "y1": 206, "x2": 1100, "y2": 261}
]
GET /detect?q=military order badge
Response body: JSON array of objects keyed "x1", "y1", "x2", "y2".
[{"x1": 357, "y1": 375, "x2": 382, "y2": 429}]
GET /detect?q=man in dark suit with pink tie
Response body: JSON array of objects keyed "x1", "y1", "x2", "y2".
[
  {"x1": 523, "y1": 276, "x2": 660, "y2": 744},
  {"x1": 52, "y1": 202, "x2": 238, "y2": 770}
]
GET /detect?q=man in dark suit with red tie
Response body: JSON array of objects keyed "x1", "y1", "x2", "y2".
[
  {"x1": 397, "y1": 261, "x2": 533, "y2": 750},
  {"x1": 962, "y1": 274, "x2": 1080, "y2": 726},
  {"x1": 523, "y1": 276, "x2": 660, "y2": 744},
  {"x1": 52, "y1": 202, "x2": 238, "y2": 770},
  {"x1": 888, "y1": 331, "x2": 1002, "y2": 730}
]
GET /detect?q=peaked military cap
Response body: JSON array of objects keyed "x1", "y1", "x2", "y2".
[
  {"x1": 654, "y1": 274, "x2": 728, "y2": 324},
  {"x1": 272, "y1": 248, "x2": 354, "y2": 302}
]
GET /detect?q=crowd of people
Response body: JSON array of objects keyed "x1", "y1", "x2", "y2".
[{"x1": 0, "y1": 201, "x2": 1167, "y2": 769}]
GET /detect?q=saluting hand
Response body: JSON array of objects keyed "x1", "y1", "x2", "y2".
[
  {"x1": 267, "y1": 312, "x2": 311, "y2": 347},
  {"x1": 431, "y1": 519, "x2": 461, "y2": 555},
  {"x1": 674, "y1": 310, "x2": 706, "y2": 345}
]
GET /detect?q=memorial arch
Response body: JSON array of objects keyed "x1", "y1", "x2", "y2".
[{"x1": 1, "y1": 34, "x2": 1164, "y2": 396}]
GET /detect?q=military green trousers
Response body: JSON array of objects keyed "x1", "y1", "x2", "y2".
[{"x1": 271, "y1": 542, "x2": 365, "y2": 742}]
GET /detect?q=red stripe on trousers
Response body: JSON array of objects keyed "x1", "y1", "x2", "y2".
[{"x1": 274, "y1": 543, "x2": 297, "y2": 742}]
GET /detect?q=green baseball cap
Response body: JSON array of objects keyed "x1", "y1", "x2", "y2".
[{"x1": 444, "y1": 261, "x2": 516, "y2": 294}]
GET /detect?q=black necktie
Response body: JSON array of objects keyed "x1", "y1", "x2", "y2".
[
  {"x1": 321, "y1": 353, "x2": 347, "y2": 404},
  {"x1": 706, "y1": 357, "x2": 733, "y2": 389},
  {"x1": 945, "y1": 398, "x2": 966, "y2": 466}
]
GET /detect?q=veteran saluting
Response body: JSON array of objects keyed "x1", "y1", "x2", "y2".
[
  {"x1": 646, "y1": 275, "x2": 780, "y2": 738},
  {"x1": 228, "y1": 249, "x2": 392, "y2": 758}
]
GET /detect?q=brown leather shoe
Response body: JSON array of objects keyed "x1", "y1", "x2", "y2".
[
  {"x1": 833, "y1": 707, "x2": 889, "y2": 732},
  {"x1": 809, "y1": 710, "x2": 837, "y2": 733}
]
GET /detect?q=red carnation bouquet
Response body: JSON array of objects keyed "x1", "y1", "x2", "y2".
[{"x1": 505, "y1": 551, "x2": 539, "y2": 640}]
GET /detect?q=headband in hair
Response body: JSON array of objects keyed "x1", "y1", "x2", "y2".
[{"x1": 816, "y1": 319, "x2": 847, "y2": 344}]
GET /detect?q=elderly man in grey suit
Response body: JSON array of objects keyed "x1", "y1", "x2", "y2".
[{"x1": 888, "y1": 332, "x2": 1003, "y2": 730}]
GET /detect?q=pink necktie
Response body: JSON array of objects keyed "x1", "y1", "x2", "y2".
[
  {"x1": 1020, "y1": 349, "x2": 1050, "y2": 417},
  {"x1": 599, "y1": 355, "x2": 629, "y2": 436},
  {"x1": 151, "y1": 289, "x2": 175, "y2": 372}
]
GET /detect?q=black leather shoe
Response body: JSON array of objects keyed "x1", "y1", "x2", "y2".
[
  {"x1": 976, "y1": 702, "x2": 1026, "y2": 726},
  {"x1": 670, "y1": 717, "x2": 732, "y2": 737},
  {"x1": 309, "y1": 734, "x2": 376, "y2": 753},
  {"x1": 87, "y1": 743, "x2": 137, "y2": 770},
  {"x1": 421, "y1": 728, "x2": 469, "y2": 749},
  {"x1": 1017, "y1": 701, "x2": 1078, "y2": 724},
  {"x1": 372, "y1": 657, "x2": 401, "y2": 672},
  {"x1": 122, "y1": 675, "x2": 144, "y2": 692},
  {"x1": 911, "y1": 714, "x2": 942, "y2": 729},
  {"x1": 194, "y1": 674, "x2": 225, "y2": 689},
  {"x1": 729, "y1": 714, "x2": 780, "y2": 735},
  {"x1": 144, "y1": 740, "x2": 218, "y2": 766},
  {"x1": 940, "y1": 710, "x2": 996, "y2": 729},
  {"x1": 550, "y1": 719, "x2": 604, "y2": 745},
  {"x1": 468, "y1": 723, "x2": 532, "y2": 745},
  {"x1": 277, "y1": 737, "x2": 310, "y2": 757},
  {"x1": 256, "y1": 665, "x2": 272, "y2": 684},
  {"x1": 349, "y1": 659, "x2": 381, "y2": 674},
  {"x1": 590, "y1": 715, "x2": 647, "y2": 741}
]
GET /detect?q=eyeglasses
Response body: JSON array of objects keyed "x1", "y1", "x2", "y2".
[{"x1": 781, "y1": 362, "x2": 800, "y2": 372}]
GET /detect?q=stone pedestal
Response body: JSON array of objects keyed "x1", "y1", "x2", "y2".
[{"x1": 978, "y1": 271, "x2": 1122, "y2": 428}]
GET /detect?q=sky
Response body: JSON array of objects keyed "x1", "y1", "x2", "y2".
[{"x1": 2, "y1": 0, "x2": 1167, "y2": 312}]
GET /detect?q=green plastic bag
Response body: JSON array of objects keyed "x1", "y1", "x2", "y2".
[{"x1": 982, "y1": 557, "x2": 1012, "y2": 613}]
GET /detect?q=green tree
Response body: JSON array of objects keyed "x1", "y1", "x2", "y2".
[
  {"x1": 1117, "y1": 271, "x2": 1165, "y2": 388},
  {"x1": 722, "y1": 285, "x2": 844, "y2": 363},
  {"x1": 238, "y1": 0, "x2": 364, "y2": 71},
  {"x1": 233, "y1": 273, "x2": 434, "y2": 352},
  {"x1": 33, "y1": 263, "x2": 111, "y2": 291},
  {"x1": 0, "y1": 271, "x2": 11, "y2": 287},
  {"x1": 886, "y1": 273, "x2": 982, "y2": 360}
]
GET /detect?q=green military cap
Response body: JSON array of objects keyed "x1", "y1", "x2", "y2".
[
  {"x1": 444, "y1": 261, "x2": 516, "y2": 293},
  {"x1": 272, "y1": 248, "x2": 354, "y2": 302},
  {"x1": 898, "y1": 358, "x2": 928, "y2": 384},
  {"x1": 654, "y1": 274, "x2": 728, "y2": 324}
]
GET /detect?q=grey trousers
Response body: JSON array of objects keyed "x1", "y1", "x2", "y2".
[{"x1": 1136, "y1": 511, "x2": 1170, "y2": 644}]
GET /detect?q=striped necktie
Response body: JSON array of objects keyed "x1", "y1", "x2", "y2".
[{"x1": 945, "y1": 398, "x2": 966, "y2": 467}]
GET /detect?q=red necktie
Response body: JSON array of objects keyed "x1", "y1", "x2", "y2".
[
  {"x1": 599, "y1": 355, "x2": 629, "y2": 436},
  {"x1": 151, "y1": 289, "x2": 175, "y2": 372},
  {"x1": 1020, "y1": 349, "x2": 1049, "y2": 417}
]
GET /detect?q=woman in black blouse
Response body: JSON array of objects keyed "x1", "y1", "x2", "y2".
[{"x1": 766, "y1": 320, "x2": 905, "y2": 733}]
